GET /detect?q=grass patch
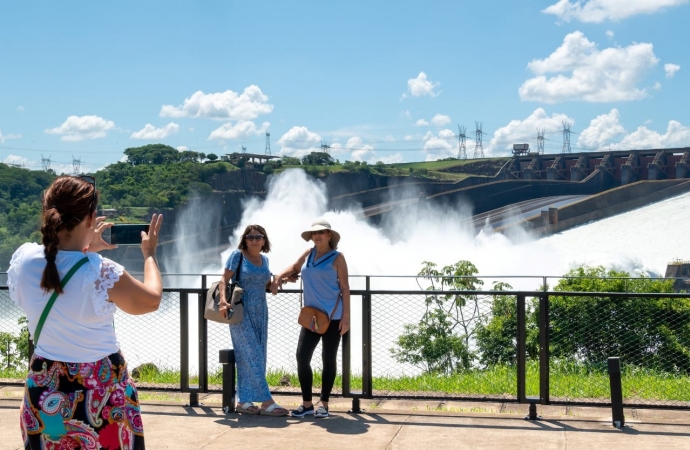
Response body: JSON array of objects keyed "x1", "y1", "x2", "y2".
[{"x1": 6, "y1": 362, "x2": 688, "y2": 402}]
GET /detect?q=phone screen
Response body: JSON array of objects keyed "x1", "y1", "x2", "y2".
[{"x1": 109, "y1": 224, "x2": 150, "y2": 246}]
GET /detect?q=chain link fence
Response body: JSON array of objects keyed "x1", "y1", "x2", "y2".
[{"x1": 1, "y1": 276, "x2": 689, "y2": 408}]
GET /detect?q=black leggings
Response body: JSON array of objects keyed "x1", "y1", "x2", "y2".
[{"x1": 296, "y1": 319, "x2": 342, "y2": 403}]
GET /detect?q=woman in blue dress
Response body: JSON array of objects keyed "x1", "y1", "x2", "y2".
[{"x1": 218, "y1": 224, "x2": 288, "y2": 416}]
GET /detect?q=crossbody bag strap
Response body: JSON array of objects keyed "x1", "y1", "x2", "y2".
[{"x1": 34, "y1": 256, "x2": 90, "y2": 347}]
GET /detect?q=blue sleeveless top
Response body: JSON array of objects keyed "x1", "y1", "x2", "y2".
[{"x1": 301, "y1": 248, "x2": 343, "y2": 320}]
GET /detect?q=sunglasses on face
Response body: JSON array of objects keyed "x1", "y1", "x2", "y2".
[
  {"x1": 78, "y1": 175, "x2": 97, "y2": 210},
  {"x1": 312, "y1": 230, "x2": 328, "y2": 236},
  {"x1": 245, "y1": 234, "x2": 265, "y2": 241}
]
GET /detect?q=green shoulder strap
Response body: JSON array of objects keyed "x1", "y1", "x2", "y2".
[{"x1": 34, "y1": 256, "x2": 90, "y2": 347}]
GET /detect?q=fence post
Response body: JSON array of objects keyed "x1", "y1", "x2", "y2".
[
  {"x1": 608, "y1": 357, "x2": 625, "y2": 429},
  {"x1": 219, "y1": 349, "x2": 236, "y2": 413},
  {"x1": 539, "y1": 293, "x2": 550, "y2": 405},
  {"x1": 516, "y1": 293, "x2": 526, "y2": 403}
]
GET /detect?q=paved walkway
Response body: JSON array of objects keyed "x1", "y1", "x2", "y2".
[{"x1": 2, "y1": 386, "x2": 689, "y2": 449}]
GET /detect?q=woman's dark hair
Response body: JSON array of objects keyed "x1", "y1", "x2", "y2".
[
  {"x1": 40, "y1": 176, "x2": 99, "y2": 294},
  {"x1": 237, "y1": 224, "x2": 271, "y2": 253}
]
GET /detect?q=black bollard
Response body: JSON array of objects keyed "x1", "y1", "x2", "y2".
[
  {"x1": 219, "y1": 349, "x2": 236, "y2": 413},
  {"x1": 607, "y1": 357, "x2": 625, "y2": 428}
]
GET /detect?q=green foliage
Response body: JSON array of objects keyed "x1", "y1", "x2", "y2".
[
  {"x1": 281, "y1": 156, "x2": 301, "y2": 165},
  {"x1": 0, "y1": 164, "x2": 54, "y2": 270},
  {"x1": 391, "y1": 260, "x2": 485, "y2": 374},
  {"x1": 550, "y1": 265, "x2": 690, "y2": 374},
  {"x1": 0, "y1": 317, "x2": 29, "y2": 370},
  {"x1": 124, "y1": 144, "x2": 182, "y2": 165},
  {"x1": 95, "y1": 160, "x2": 234, "y2": 208},
  {"x1": 206, "y1": 153, "x2": 219, "y2": 161},
  {"x1": 474, "y1": 283, "x2": 539, "y2": 367},
  {"x1": 301, "y1": 151, "x2": 335, "y2": 166}
]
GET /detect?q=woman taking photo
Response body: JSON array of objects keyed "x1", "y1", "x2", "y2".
[
  {"x1": 272, "y1": 218, "x2": 350, "y2": 419},
  {"x1": 8, "y1": 175, "x2": 163, "y2": 449},
  {"x1": 217, "y1": 225, "x2": 288, "y2": 416}
]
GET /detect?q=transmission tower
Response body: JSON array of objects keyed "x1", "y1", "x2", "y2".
[
  {"x1": 241, "y1": 145, "x2": 247, "y2": 153},
  {"x1": 40, "y1": 154, "x2": 52, "y2": 172},
  {"x1": 265, "y1": 132, "x2": 271, "y2": 155},
  {"x1": 457, "y1": 125, "x2": 467, "y2": 159},
  {"x1": 473, "y1": 122, "x2": 484, "y2": 158},
  {"x1": 537, "y1": 128, "x2": 545, "y2": 155},
  {"x1": 561, "y1": 121, "x2": 572, "y2": 153},
  {"x1": 71, "y1": 156, "x2": 81, "y2": 175},
  {"x1": 320, "y1": 140, "x2": 331, "y2": 155}
]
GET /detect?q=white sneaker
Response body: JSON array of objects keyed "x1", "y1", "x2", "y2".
[{"x1": 314, "y1": 405, "x2": 329, "y2": 418}]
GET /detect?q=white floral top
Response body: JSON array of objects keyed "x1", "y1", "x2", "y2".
[{"x1": 8, "y1": 243, "x2": 124, "y2": 362}]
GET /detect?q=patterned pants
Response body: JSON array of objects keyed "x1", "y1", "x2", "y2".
[{"x1": 20, "y1": 352, "x2": 145, "y2": 449}]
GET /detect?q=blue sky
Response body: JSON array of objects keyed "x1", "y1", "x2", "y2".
[{"x1": 1, "y1": 0, "x2": 689, "y2": 173}]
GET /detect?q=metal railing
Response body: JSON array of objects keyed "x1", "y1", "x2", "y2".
[{"x1": 2, "y1": 274, "x2": 689, "y2": 412}]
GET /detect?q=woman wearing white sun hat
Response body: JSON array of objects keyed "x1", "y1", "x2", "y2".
[{"x1": 271, "y1": 218, "x2": 350, "y2": 419}]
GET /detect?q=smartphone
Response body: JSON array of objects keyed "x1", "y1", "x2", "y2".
[{"x1": 109, "y1": 224, "x2": 150, "y2": 246}]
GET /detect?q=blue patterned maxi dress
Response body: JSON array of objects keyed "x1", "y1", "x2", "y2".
[{"x1": 225, "y1": 249, "x2": 272, "y2": 403}]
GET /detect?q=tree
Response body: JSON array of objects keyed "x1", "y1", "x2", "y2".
[
  {"x1": 123, "y1": 144, "x2": 181, "y2": 165},
  {"x1": 390, "y1": 260, "x2": 486, "y2": 374},
  {"x1": 474, "y1": 283, "x2": 539, "y2": 367},
  {"x1": 207, "y1": 153, "x2": 219, "y2": 161},
  {"x1": 549, "y1": 265, "x2": 690, "y2": 373},
  {"x1": 301, "y1": 152, "x2": 334, "y2": 166},
  {"x1": 281, "y1": 156, "x2": 301, "y2": 165}
]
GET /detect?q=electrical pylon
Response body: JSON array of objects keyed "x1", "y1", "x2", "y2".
[
  {"x1": 41, "y1": 154, "x2": 52, "y2": 172},
  {"x1": 537, "y1": 128, "x2": 545, "y2": 155},
  {"x1": 473, "y1": 122, "x2": 484, "y2": 158},
  {"x1": 562, "y1": 121, "x2": 572, "y2": 153}
]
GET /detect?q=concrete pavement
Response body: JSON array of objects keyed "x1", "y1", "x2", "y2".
[{"x1": 2, "y1": 386, "x2": 689, "y2": 449}]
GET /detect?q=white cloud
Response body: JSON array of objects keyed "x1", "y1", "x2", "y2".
[
  {"x1": 617, "y1": 120, "x2": 690, "y2": 149},
  {"x1": 176, "y1": 146, "x2": 189, "y2": 152},
  {"x1": 277, "y1": 126, "x2": 322, "y2": 156},
  {"x1": 45, "y1": 115, "x2": 115, "y2": 142},
  {"x1": 422, "y1": 128, "x2": 457, "y2": 161},
  {"x1": 403, "y1": 72, "x2": 440, "y2": 98},
  {"x1": 2, "y1": 154, "x2": 30, "y2": 167},
  {"x1": 208, "y1": 120, "x2": 270, "y2": 141},
  {"x1": 415, "y1": 119, "x2": 429, "y2": 127},
  {"x1": 344, "y1": 136, "x2": 403, "y2": 164},
  {"x1": 400, "y1": 109, "x2": 412, "y2": 119},
  {"x1": 543, "y1": 0, "x2": 688, "y2": 23},
  {"x1": 519, "y1": 31, "x2": 658, "y2": 103},
  {"x1": 130, "y1": 122, "x2": 179, "y2": 140},
  {"x1": 489, "y1": 108, "x2": 575, "y2": 156},
  {"x1": 606, "y1": 30, "x2": 614, "y2": 38},
  {"x1": 431, "y1": 114, "x2": 452, "y2": 127},
  {"x1": 404, "y1": 135, "x2": 414, "y2": 141},
  {"x1": 578, "y1": 109, "x2": 690, "y2": 150},
  {"x1": 653, "y1": 82, "x2": 662, "y2": 90},
  {"x1": 665, "y1": 63, "x2": 681, "y2": 78},
  {"x1": 0, "y1": 129, "x2": 22, "y2": 144},
  {"x1": 160, "y1": 85, "x2": 273, "y2": 120},
  {"x1": 577, "y1": 109, "x2": 626, "y2": 149}
]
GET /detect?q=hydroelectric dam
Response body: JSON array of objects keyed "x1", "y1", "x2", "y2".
[{"x1": 331, "y1": 146, "x2": 690, "y2": 237}]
